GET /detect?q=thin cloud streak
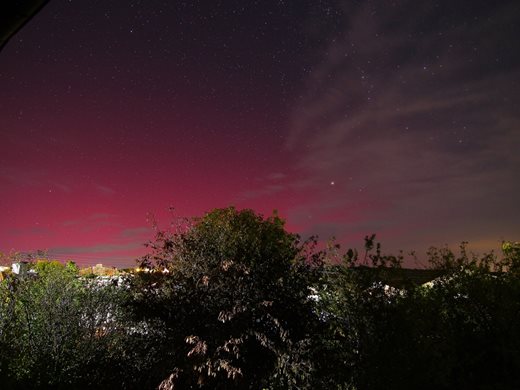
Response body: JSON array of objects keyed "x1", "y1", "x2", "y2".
[
  {"x1": 49, "y1": 242, "x2": 144, "y2": 255},
  {"x1": 283, "y1": 0, "x2": 520, "y2": 252}
]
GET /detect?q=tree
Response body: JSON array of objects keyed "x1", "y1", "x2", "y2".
[
  {"x1": 502, "y1": 241, "x2": 520, "y2": 273},
  {"x1": 135, "y1": 207, "x2": 323, "y2": 389}
]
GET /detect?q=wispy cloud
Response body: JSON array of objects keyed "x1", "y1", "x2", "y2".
[
  {"x1": 119, "y1": 226, "x2": 151, "y2": 239},
  {"x1": 49, "y1": 242, "x2": 143, "y2": 254},
  {"x1": 62, "y1": 213, "x2": 118, "y2": 227},
  {"x1": 8, "y1": 226, "x2": 53, "y2": 237},
  {"x1": 284, "y1": 1, "x2": 520, "y2": 251},
  {"x1": 239, "y1": 184, "x2": 287, "y2": 201},
  {"x1": 266, "y1": 172, "x2": 287, "y2": 181},
  {"x1": 0, "y1": 166, "x2": 72, "y2": 192},
  {"x1": 95, "y1": 184, "x2": 116, "y2": 195}
]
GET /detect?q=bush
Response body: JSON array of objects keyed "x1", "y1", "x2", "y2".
[{"x1": 0, "y1": 260, "x2": 157, "y2": 389}]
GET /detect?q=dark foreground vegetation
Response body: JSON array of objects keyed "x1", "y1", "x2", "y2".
[{"x1": 1, "y1": 207, "x2": 519, "y2": 389}]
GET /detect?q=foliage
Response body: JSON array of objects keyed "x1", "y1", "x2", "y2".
[
  {"x1": 502, "y1": 241, "x2": 520, "y2": 273},
  {"x1": 31, "y1": 258, "x2": 79, "y2": 276},
  {"x1": 317, "y1": 238, "x2": 520, "y2": 390},
  {"x1": 135, "y1": 207, "x2": 324, "y2": 389},
  {"x1": 0, "y1": 250, "x2": 24, "y2": 265},
  {"x1": 0, "y1": 260, "x2": 159, "y2": 389}
]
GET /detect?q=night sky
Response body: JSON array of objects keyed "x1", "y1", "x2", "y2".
[{"x1": 1, "y1": 0, "x2": 519, "y2": 267}]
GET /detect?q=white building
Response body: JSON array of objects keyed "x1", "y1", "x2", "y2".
[{"x1": 12, "y1": 261, "x2": 29, "y2": 276}]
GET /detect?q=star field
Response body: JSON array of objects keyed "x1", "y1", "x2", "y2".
[{"x1": 1, "y1": 0, "x2": 519, "y2": 266}]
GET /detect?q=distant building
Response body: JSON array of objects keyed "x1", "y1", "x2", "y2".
[
  {"x1": 12, "y1": 261, "x2": 29, "y2": 276},
  {"x1": 79, "y1": 263, "x2": 119, "y2": 276}
]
